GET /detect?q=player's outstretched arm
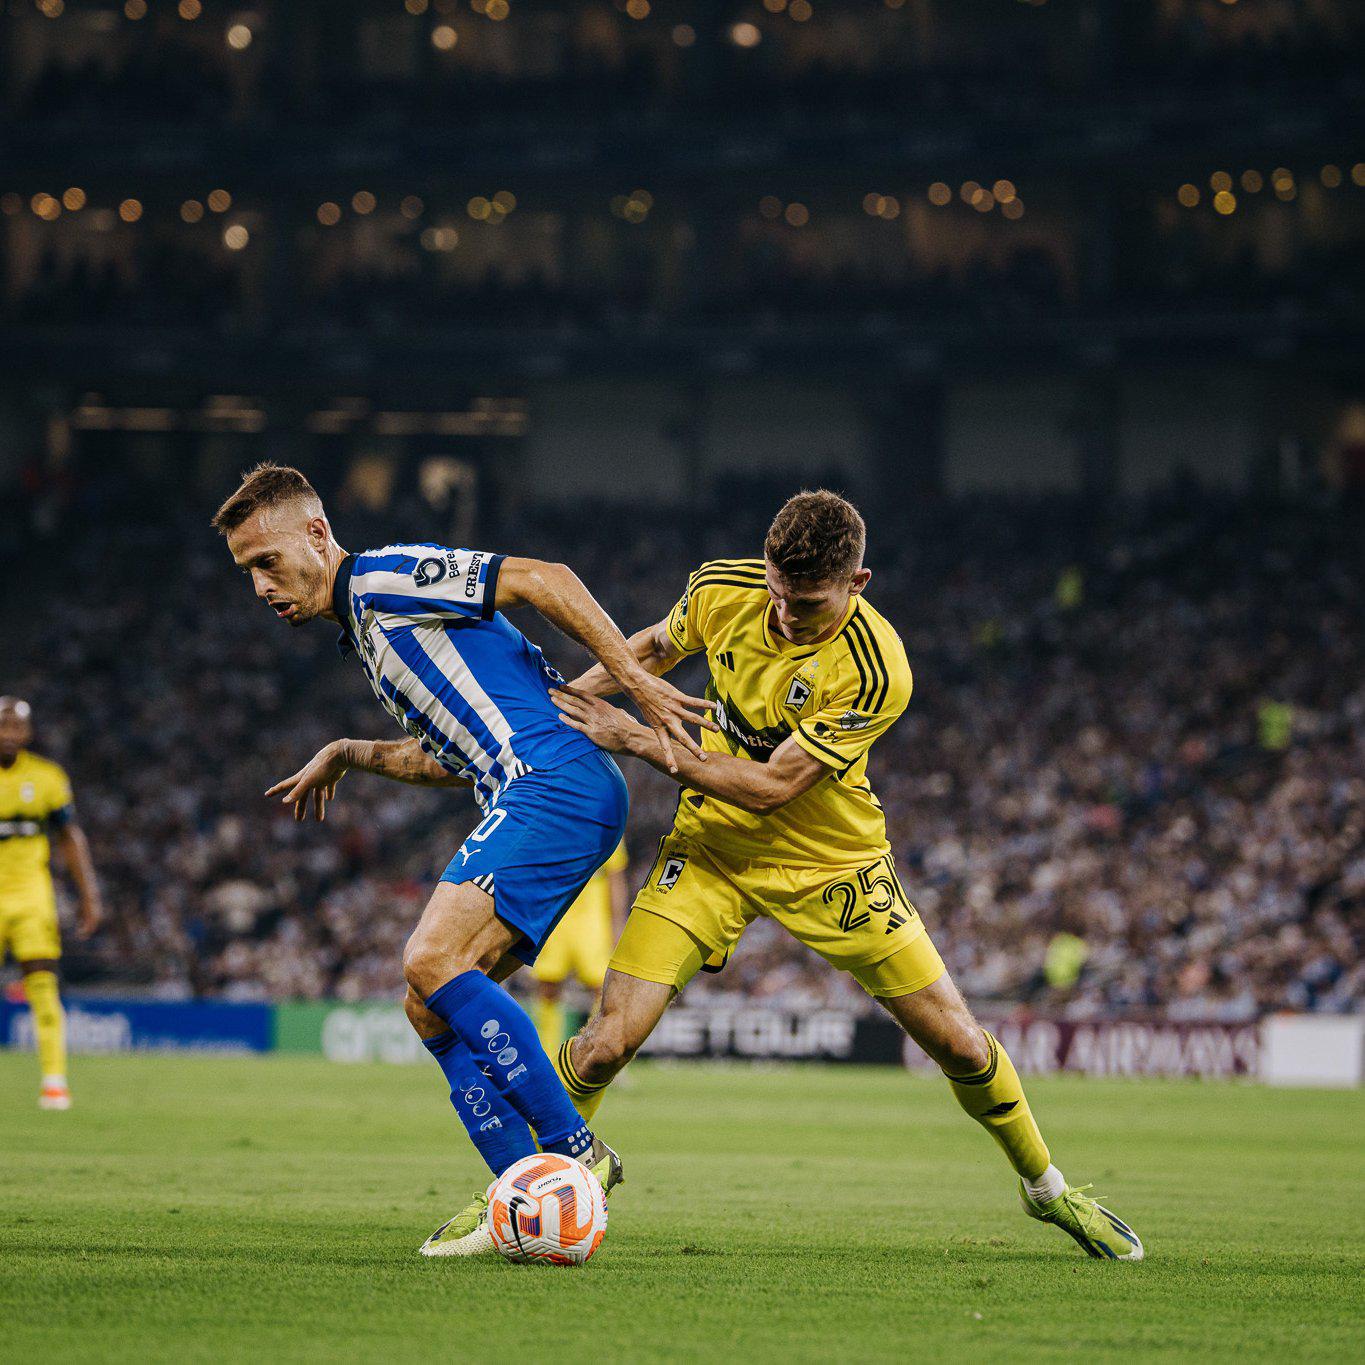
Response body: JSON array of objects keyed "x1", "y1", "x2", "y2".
[
  {"x1": 495, "y1": 558, "x2": 714, "y2": 773},
  {"x1": 551, "y1": 687, "x2": 827, "y2": 815},
  {"x1": 266, "y1": 738, "x2": 468, "y2": 822}
]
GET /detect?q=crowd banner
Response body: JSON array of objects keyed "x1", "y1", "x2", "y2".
[
  {"x1": 0, "y1": 995, "x2": 272, "y2": 1054},
  {"x1": 274, "y1": 1001, "x2": 425, "y2": 1064},
  {"x1": 640, "y1": 1006, "x2": 1263, "y2": 1079},
  {"x1": 3, "y1": 997, "x2": 1354, "y2": 1083},
  {"x1": 909, "y1": 1016, "x2": 1261, "y2": 1080}
]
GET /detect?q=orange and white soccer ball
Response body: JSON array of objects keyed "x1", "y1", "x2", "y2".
[{"x1": 487, "y1": 1154, "x2": 608, "y2": 1266}]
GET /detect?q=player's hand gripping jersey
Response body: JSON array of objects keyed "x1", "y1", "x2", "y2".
[{"x1": 665, "y1": 558, "x2": 912, "y2": 869}]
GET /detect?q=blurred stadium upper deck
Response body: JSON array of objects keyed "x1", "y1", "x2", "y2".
[{"x1": 0, "y1": 0, "x2": 1362, "y2": 1022}]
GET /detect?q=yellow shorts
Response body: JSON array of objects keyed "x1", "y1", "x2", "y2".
[
  {"x1": 613, "y1": 833, "x2": 945, "y2": 999},
  {"x1": 0, "y1": 891, "x2": 61, "y2": 963},
  {"x1": 530, "y1": 898, "x2": 614, "y2": 990}
]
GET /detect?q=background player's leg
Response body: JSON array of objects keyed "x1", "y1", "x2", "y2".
[
  {"x1": 403, "y1": 880, "x2": 593, "y2": 1160},
  {"x1": 533, "y1": 979, "x2": 567, "y2": 1054},
  {"x1": 20, "y1": 958, "x2": 69, "y2": 1108},
  {"x1": 874, "y1": 966, "x2": 1056, "y2": 1193},
  {"x1": 404, "y1": 986, "x2": 536, "y2": 1175},
  {"x1": 556, "y1": 910, "x2": 707, "y2": 1121}
]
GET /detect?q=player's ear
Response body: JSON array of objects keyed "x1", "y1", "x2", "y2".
[
  {"x1": 849, "y1": 567, "x2": 872, "y2": 596},
  {"x1": 306, "y1": 514, "x2": 329, "y2": 547}
]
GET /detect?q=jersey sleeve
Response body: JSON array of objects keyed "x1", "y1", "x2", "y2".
[
  {"x1": 604, "y1": 839, "x2": 629, "y2": 873},
  {"x1": 791, "y1": 634, "x2": 912, "y2": 774},
  {"x1": 352, "y1": 547, "x2": 503, "y2": 624},
  {"x1": 665, "y1": 564, "x2": 716, "y2": 656},
  {"x1": 43, "y1": 764, "x2": 76, "y2": 827}
]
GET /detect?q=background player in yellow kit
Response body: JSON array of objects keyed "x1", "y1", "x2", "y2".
[
  {"x1": 551, "y1": 491, "x2": 1144, "y2": 1261},
  {"x1": 0, "y1": 696, "x2": 103, "y2": 1110},
  {"x1": 530, "y1": 840, "x2": 629, "y2": 1051}
]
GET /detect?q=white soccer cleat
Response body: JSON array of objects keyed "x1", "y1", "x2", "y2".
[{"x1": 39, "y1": 1077, "x2": 72, "y2": 1111}]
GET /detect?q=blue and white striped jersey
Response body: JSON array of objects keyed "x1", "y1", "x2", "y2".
[{"x1": 332, "y1": 543, "x2": 598, "y2": 810}]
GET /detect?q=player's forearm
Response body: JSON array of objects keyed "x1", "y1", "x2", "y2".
[
  {"x1": 518, "y1": 562, "x2": 654, "y2": 697},
  {"x1": 339, "y1": 738, "x2": 468, "y2": 787},
  {"x1": 56, "y1": 826, "x2": 100, "y2": 904},
  {"x1": 572, "y1": 623, "x2": 675, "y2": 698},
  {"x1": 619, "y1": 726, "x2": 785, "y2": 815}
]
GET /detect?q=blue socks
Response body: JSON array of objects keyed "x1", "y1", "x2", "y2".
[
  {"x1": 424, "y1": 970, "x2": 594, "y2": 1160},
  {"x1": 422, "y1": 1030, "x2": 537, "y2": 1176}
]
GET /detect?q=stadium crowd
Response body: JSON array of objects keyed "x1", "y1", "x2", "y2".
[{"x1": 2, "y1": 473, "x2": 1361, "y2": 1021}]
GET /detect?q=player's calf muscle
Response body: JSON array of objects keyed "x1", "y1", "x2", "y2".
[{"x1": 571, "y1": 972, "x2": 670, "y2": 1083}]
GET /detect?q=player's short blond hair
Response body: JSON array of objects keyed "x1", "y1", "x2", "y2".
[
  {"x1": 764, "y1": 489, "x2": 866, "y2": 583},
  {"x1": 211, "y1": 463, "x2": 323, "y2": 535}
]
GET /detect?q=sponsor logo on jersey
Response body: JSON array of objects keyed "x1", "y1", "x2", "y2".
[
  {"x1": 711, "y1": 692, "x2": 791, "y2": 761},
  {"x1": 463, "y1": 552, "x2": 484, "y2": 599},
  {"x1": 413, "y1": 556, "x2": 447, "y2": 588},
  {"x1": 839, "y1": 710, "x2": 872, "y2": 731}
]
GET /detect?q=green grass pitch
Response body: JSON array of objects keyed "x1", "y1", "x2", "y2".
[{"x1": 1, "y1": 1052, "x2": 1361, "y2": 1362}]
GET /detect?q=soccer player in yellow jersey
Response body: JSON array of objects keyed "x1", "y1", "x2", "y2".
[
  {"x1": 551, "y1": 491, "x2": 1143, "y2": 1261},
  {"x1": 0, "y1": 697, "x2": 103, "y2": 1110},
  {"x1": 530, "y1": 840, "x2": 629, "y2": 1051}
]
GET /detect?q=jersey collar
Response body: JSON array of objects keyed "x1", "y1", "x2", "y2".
[{"x1": 332, "y1": 553, "x2": 357, "y2": 656}]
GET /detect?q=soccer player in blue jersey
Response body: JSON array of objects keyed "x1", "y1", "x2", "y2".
[{"x1": 212, "y1": 463, "x2": 712, "y2": 1255}]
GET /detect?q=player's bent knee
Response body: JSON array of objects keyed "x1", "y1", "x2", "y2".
[
  {"x1": 402, "y1": 931, "x2": 477, "y2": 998},
  {"x1": 939, "y1": 1023, "x2": 991, "y2": 1076}
]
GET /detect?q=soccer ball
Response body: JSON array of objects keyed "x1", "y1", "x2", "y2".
[{"x1": 487, "y1": 1153, "x2": 608, "y2": 1266}]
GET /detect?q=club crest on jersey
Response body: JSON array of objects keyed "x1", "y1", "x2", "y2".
[
  {"x1": 839, "y1": 710, "x2": 872, "y2": 732},
  {"x1": 657, "y1": 856, "x2": 687, "y2": 892},
  {"x1": 785, "y1": 676, "x2": 812, "y2": 710}
]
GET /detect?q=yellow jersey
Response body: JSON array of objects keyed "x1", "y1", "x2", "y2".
[
  {"x1": 665, "y1": 558, "x2": 912, "y2": 869},
  {"x1": 0, "y1": 749, "x2": 75, "y2": 910}
]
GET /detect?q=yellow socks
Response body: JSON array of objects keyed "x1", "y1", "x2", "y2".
[
  {"x1": 23, "y1": 970, "x2": 67, "y2": 1082},
  {"x1": 555, "y1": 1038, "x2": 608, "y2": 1124},
  {"x1": 533, "y1": 997, "x2": 567, "y2": 1055},
  {"x1": 945, "y1": 1031, "x2": 1051, "y2": 1181}
]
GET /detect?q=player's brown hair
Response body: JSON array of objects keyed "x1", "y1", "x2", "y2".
[
  {"x1": 211, "y1": 463, "x2": 322, "y2": 534},
  {"x1": 763, "y1": 489, "x2": 866, "y2": 582}
]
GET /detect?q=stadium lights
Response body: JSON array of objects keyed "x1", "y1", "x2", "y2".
[
  {"x1": 208, "y1": 189, "x2": 232, "y2": 213},
  {"x1": 227, "y1": 23, "x2": 253, "y2": 50},
  {"x1": 625, "y1": 0, "x2": 650, "y2": 19},
  {"x1": 178, "y1": 0, "x2": 202, "y2": 19},
  {"x1": 431, "y1": 24, "x2": 457, "y2": 49},
  {"x1": 317, "y1": 202, "x2": 342, "y2": 225},
  {"x1": 671, "y1": 23, "x2": 695, "y2": 46},
  {"x1": 124, "y1": 0, "x2": 146, "y2": 17},
  {"x1": 118, "y1": 198, "x2": 143, "y2": 223},
  {"x1": 62, "y1": 188, "x2": 86, "y2": 211},
  {"x1": 729, "y1": 22, "x2": 761, "y2": 47}
]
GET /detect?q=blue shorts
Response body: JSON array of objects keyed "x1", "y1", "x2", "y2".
[{"x1": 440, "y1": 749, "x2": 629, "y2": 966}]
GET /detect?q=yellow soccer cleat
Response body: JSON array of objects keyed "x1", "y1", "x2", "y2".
[
  {"x1": 1019, "y1": 1181, "x2": 1144, "y2": 1261},
  {"x1": 419, "y1": 1191, "x2": 494, "y2": 1258},
  {"x1": 586, "y1": 1135, "x2": 624, "y2": 1195}
]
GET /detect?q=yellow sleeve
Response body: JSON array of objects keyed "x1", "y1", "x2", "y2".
[
  {"x1": 42, "y1": 762, "x2": 76, "y2": 825},
  {"x1": 665, "y1": 565, "x2": 714, "y2": 657},
  {"x1": 792, "y1": 631, "x2": 912, "y2": 773},
  {"x1": 605, "y1": 839, "x2": 629, "y2": 872}
]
